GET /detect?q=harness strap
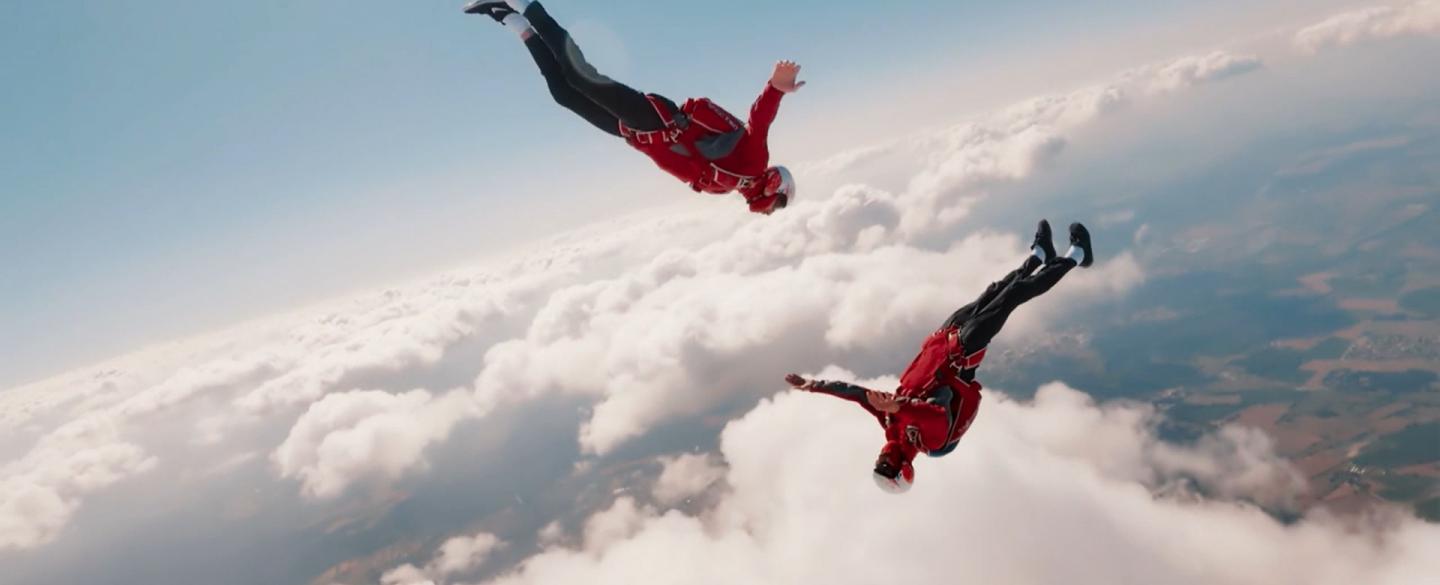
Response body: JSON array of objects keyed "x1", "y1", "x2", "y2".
[
  {"x1": 619, "y1": 95, "x2": 686, "y2": 145},
  {"x1": 938, "y1": 331, "x2": 987, "y2": 372},
  {"x1": 956, "y1": 347, "x2": 986, "y2": 369},
  {"x1": 711, "y1": 164, "x2": 761, "y2": 195},
  {"x1": 620, "y1": 95, "x2": 762, "y2": 195}
]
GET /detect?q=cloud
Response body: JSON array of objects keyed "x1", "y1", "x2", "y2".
[
  {"x1": 0, "y1": 228, "x2": 635, "y2": 435},
  {"x1": 481, "y1": 383, "x2": 1440, "y2": 585},
  {"x1": 229, "y1": 272, "x2": 541, "y2": 414},
  {"x1": 1295, "y1": 1, "x2": 1440, "y2": 52},
  {"x1": 380, "y1": 531, "x2": 504, "y2": 585},
  {"x1": 1142, "y1": 51, "x2": 1263, "y2": 94},
  {"x1": 1276, "y1": 135, "x2": 1413, "y2": 177},
  {"x1": 1096, "y1": 209, "x2": 1136, "y2": 227},
  {"x1": 581, "y1": 496, "x2": 652, "y2": 552},
  {"x1": 995, "y1": 383, "x2": 1305, "y2": 509},
  {"x1": 813, "y1": 50, "x2": 1259, "y2": 238},
  {"x1": 0, "y1": 414, "x2": 156, "y2": 550},
  {"x1": 536, "y1": 521, "x2": 565, "y2": 548},
  {"x1": 0, "y1": 215, "x2": 701, "y2": 520},
  {"x1": 381, "y1": 564, "x2": 436, "y2": 585},
  {"x1": 0, "y1": 260, "x2": 574, "y2": 543},
  {"x1": 891, "y1": 85, "x2": 1121, "y2": 235},
  {"x1": 272, "y1": 389, "x2": 477, "y2": 499},
  {"x1": 434, "y1": 532, "x2": 505, "y2": 576},
  {"x1": 652, "y1": 453, "x2": 727, "y2": 506},
  {"x1": 1134, "y1": 223, "x2": 1152, "y2": 246}
]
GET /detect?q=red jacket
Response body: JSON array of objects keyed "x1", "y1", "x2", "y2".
[
  {"x1": 891, "y1": 326, "x2": 986, "y2": 458},
  {"x1": 884, "y1": 379, "x2": 982, "y2": 463},
  {"x1": 811, "y1": 326, "x2": 986, "y2": 463},
  {"x1": 620, "y1": 84, "x2": 785, "y2": 210}
]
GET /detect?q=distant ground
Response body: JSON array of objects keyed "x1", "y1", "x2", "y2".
[{"x1": 985, "y1": 127, "x2": 1440, "y2": 521}]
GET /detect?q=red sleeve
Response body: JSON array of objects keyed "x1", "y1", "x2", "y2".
[{"x1": 746, "y1": 83, "x2": 785, "y2": 141}]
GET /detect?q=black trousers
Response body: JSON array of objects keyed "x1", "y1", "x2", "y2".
[
  {"x1": 944, "y1": 256, "x2": 1077, "y2": 357},
  {"x1": 521, "y1": 2, "x2": 667, "y2": 136}
]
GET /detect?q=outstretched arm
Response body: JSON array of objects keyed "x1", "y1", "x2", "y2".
[
  {"x1": 748, "y1": 61, "x2": 804, "y2": 140},
  {"x1": 786, "y1": 373, "x2": 886, "y2": 425}
]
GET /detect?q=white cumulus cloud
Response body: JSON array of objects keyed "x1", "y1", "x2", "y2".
[
  {"x1": 652, "y1": 453, "x2": 727, "y2": 506},
  {"x1": 481, "y1": 383, "x2": 1440, "y2": 585},
  {"x1": 1295, "y1": 1, "x2": 1440, "y2": 52},
  {"x1": 1143, "y1": 51, "x2": 1264, "y2": 94},
  {"x1": 434, "y1": 532, "x2": 504, "y2": 577},
  {"x1": 273, "y1": 389, "x2": 477, "y2": 499},
  {"x1": 0, "y1": 415, "x2": 156, "y2": 550},
  {"x1": 381, "y1": 531, "x2": 504, "y2": 585}
]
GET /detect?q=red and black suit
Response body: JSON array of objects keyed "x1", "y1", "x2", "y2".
[
  {"x1": 807, "y1": 254, "x2": 1077, "y2": 464},
  {"x1": 516, "y1": 2, "x2": 787, "y2": 212}
]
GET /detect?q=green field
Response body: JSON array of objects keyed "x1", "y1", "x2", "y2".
[{"x1": 1356, "y1": 422, "x2": 1440, "y2": 468}]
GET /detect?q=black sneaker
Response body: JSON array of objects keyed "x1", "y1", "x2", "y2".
[
  {"x1": 1032, "y1": 219, "x2": 1056, "y2": 263},
  {"x1": 463, "y1": 0, "x2": 513, "y2": 21},
  {"x1": 1069, "y1": 222, "x2": 1095, "y2": 268}
]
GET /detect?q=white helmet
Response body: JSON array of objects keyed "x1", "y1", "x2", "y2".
[
  {"x1": 765, "y1": 165, "x2": 795, "y2": 208},
  {"x1": 872, "y1": 450, "x2": 914, "y2": 494},
  {"x1": 872, "y1": 469, "x2": 913, "y2": 494}
]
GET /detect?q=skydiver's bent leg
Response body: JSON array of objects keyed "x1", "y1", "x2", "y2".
[
  {"x1": 944, "y1": 220, "x2": 1055, "y2": 331},
  {"x1": 941, "y1": 255, "x2": 1043, "y2": 331},
  {"x1": 957, "y1": 258, "x2": 1078, "y2": 351},
  {"x1": 522, "y1": 35, "x2": 622, "y2": 136},
  {"x1": 522, "y1": 2, "x2": 666, "y2": 131}
]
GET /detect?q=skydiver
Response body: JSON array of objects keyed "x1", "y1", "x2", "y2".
[
  {"x1": 785, "y1": 221, "x2": 1096, "y2": 493},
  {"x1": 463, "y1": 0, "x2": 803, "y2": 215}
]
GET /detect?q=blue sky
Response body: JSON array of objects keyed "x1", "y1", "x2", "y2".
[{"x1": 0, "y1": 0, "x2": 1349, "y2": 385}]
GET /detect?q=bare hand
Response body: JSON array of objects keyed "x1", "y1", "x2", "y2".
[
  {"x1": 785, "y1": 373, "x2": 809, "y2": 389},
  {"x1": 769, "y1": 60, "x2": 806, "y2": 93},
  {"x1": 866, "y1": 391, "x2": 901, "y2": 414}
]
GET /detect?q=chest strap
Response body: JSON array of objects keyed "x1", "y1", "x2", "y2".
[{"x1": 712, "y1": 164, "x2": 761, "y2": 194}]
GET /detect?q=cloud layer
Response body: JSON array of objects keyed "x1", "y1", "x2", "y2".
[
  {"x1": 273, "y1": 389, "x2": 477, "y2": 499},
  {"x1": 1296, "y1": 0, "x2": 1440, "y2": 52},
  {"x1": 1142, "y1": 51, "x2": 1264, "y2": 94},
  {"x1": 0, "y1": 415, "x2": 156, "y2": 549},
  {"x1": 653, "y1": 453, "x2": 726, "y2": 506},
  {"x1": 481, "y1": 384, "x2": 1440, "y2": 585}
]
